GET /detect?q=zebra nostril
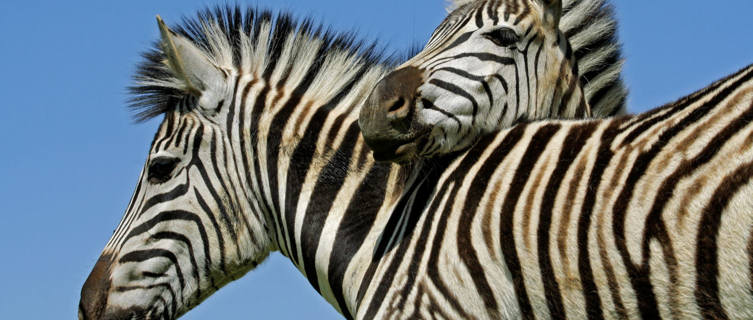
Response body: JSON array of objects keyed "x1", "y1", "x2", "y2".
[{"x1": 387, "y1": 97, "x2": 406, "y2": 113}]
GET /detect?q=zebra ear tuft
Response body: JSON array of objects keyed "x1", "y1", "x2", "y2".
[
  {"x1": 445, "y1": 0, "x2": 476, "y2": 12},
  {"x1": 156, "y1": 15, "x2": 223, "y2": 97},
  {"x1": 536, "y1": 0, "x2": 562, "y2": 27}
]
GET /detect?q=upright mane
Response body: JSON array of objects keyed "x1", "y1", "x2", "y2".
[
  {"x1": 561, "y1": 0, "x2": 626, "y2": 116},
  {"x1": 128, "y1": 6, "x2": 398, "y2": 122}
]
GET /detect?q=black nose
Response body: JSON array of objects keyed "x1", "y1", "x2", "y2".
[
  {"x1": 80, "y1": 254, "x2": 113, "y2": 319},
  {"x1": 359, "y1": 66, "x2": 424, "y2": 160}
]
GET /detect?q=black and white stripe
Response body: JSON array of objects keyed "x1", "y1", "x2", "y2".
[
  {"x1": 360, "y1": 0, "x2": 626, "y2": 160},
  {"x1": 356, "y1": 62, "x2": 753, "y2": 318},
  {"x1": 81, "y1": 3, "x2": 630, "y2": 320},
  {"x1": 446, "y1": 0, "x2": 626, "y2": 116},
  {"x1": 365, "y1": 62, "x2": 753, "y2": 319}
]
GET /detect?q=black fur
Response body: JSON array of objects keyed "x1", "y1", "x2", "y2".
[{"x1": 128, "y1": 5, "x2": 403, "y2": 122}]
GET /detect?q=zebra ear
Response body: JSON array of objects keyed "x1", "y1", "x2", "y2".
[
  {"x1": 536, "y1": 0, "x2": 562, "y2": 27},
  {"x1": 445, "y1": 0, "x2": 475, "y2": 12},
  {"x1": 156, "y1": 15, "x2": 224, "y2": 97}
]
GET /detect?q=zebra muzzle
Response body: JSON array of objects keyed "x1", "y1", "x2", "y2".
[
  {"x1": 360, "y1": 66, "x2": 426, "y2": 161},
  {"x1": 80, "y1": 254, "x2": 114, "y2": 319}
]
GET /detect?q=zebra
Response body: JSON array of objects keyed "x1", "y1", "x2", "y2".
[
  {"x1": 360, "y1": 0, "x2": 753, "y2": 318},
  {"x1": 79, "y1": 2, "x2": 624, "y2": 319},
  {"x1": 373, "y1": 61, "x2": 753, "y2": 319},
  {"x1": 360, "y1": 0, "x2": 626, "y2": 161}
]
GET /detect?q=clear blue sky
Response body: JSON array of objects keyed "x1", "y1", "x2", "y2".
[{"x1": 1, "y1": 1, "x2": 751, "y2": 319}]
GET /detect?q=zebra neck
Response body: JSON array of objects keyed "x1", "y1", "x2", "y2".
[
  {"x1": 237, "y1": 80, "x2": 417, "y2": 315},
  {"x1": 534, "y1": 74, "x2": 589, "y2": 121},
  {"x1": 562, "y1": 85, "x2": 590, "y2": 118},
  {"x1": 275, "y1": 132, "x2": 414, "y2": 316},
  {"x1": 521, "y1": 52, "x2": 590, "y2": 122}
]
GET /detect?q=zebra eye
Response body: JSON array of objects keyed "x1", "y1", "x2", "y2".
[
  {"x1": 147, "y1": 156, "x2": 180, "y2": 184},
  {"x1": 483, "y1": 27, "x2": 520, "y2": 47}
]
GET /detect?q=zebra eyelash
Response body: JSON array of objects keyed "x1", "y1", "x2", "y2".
[{"x1": 482, "y1": 27, "x2": 520, "y2": 47}]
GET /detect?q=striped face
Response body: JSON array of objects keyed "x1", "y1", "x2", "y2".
[
  {"x1": 359, "y1": 0, "x2": 588, "y2": 161},
  {"x1": 80, "y1": 101, "x2": 272, "y2": 319},
  {"x1": 79, "y1": 22, "x2": 272, "y2": 319}
]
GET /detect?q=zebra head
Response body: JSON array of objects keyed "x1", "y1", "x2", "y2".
[
  {"x1": 79, "y1": 17, "x2": 272, "y2": 320},
  {"x1": 360, "y1": 0, "x2": 590, "y2": 161}
]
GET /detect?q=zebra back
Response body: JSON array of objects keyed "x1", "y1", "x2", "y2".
[{"x1": 359, "y1": 61, "x2": 753, "y2": 319}]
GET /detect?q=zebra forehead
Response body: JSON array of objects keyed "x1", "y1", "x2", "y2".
[
  {"x1": 128, "y1": 5, "x2": 400, "y2": 123},
  {"x1": 439, "y1": 0, "x2": 544, "y2": 30},
  {"x1": 444, "y1": 0, "x2": 524, "y2": 13}
]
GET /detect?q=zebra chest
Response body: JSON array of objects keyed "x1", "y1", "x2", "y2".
[
  {"x1": 356, "y1": 189, "x2": 526, "y2": 319},
  {"x1": 360, "y1": 247, "x2": 523, "y2": 320}
]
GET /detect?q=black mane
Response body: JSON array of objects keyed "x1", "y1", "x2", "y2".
[{"x1": 128, "y1": 5, "x2": 402, "y2": 122}]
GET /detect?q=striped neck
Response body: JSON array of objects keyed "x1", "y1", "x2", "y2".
[
  {"x1": 262, "y1": 90, "x2": 407, "y2": 316},
  {"x1": 223, "y1": 57, "x2": 413, "y2": 316},
  {"x1": 85, "y1": 7, "x2": 412, "y2": 318}
]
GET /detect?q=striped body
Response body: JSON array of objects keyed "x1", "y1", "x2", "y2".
[
  {"x1": 361, "y1": 0, "x2": 753, "y2": 316},
  {"x1": 79, "y1": 3, "x2": 626, "y2": 319},
  {"x1": 362, "y1": 63, "x2": 753, "y2": 319}
]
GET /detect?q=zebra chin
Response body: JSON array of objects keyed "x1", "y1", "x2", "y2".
[
  {"x1": 79, "y1": 305, "x2": 158, "y2": 320},
  {"x1": 362, "y1": 132, "x2": 431, "y2": 162},
  {"x1": 79, "y1": 285, "x2": 179, "y2": 320}
]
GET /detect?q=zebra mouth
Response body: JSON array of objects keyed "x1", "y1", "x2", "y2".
[
  {"x1": 377, "y1": 140, "x2": 417, "y2": 162},
  {"x1": 368, "y1": 131, "x2": 429, "y2": 163}
]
